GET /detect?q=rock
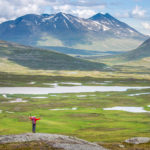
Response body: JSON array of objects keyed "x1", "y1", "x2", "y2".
[
  {"x1": 119, "y1": 144, "x2": 125, "y2": 148},
  {"x1": 0, "y1": 133, "x2": 108, "y2": 150},
  {"x1": 125, "y1": 137, "x2": 150, "y2": 144}
]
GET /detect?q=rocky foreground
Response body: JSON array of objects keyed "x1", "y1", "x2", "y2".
[{"x1": 0, "y1": 133, "x2": 107, "y2": 150}]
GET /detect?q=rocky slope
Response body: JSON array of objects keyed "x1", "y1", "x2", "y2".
[{"x1": 0, "y1": 133, "x2": 107, "y2": 150}]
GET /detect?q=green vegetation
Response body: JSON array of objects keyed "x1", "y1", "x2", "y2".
[
  {"x1": 74, "y1": 37, "x2": 142, "y2": 52},
  {"x1": 0, "y1": 38, "x2": 150, "y2": 149},
  {"x1": 92, "y1": 38, "x2": 150, "y2": 65},
  {"x1": 101, "y1": 142, "x2": 150, "y2": 150},
  {"x1": 37, "y1": 46, "x2": 108, "y2": 56},
  {"x1": 1, "y1": 141, "x2": 150, "y2": 150},
  {"x1": 0, "y1": 40, "x2": 105, "y2": 71},
  {"x1": 0, "y1": 141, "x2": 61, "y2": 150},
  {"x1": 1, "y1": 72, "x2": 150, "y2": 87},
  {"x1": 38, "y1": 35, "x2": 142, "y2": 52},
  {"x1": 121, "y1": 38, "x2": 150, "y2": 61},
  {"x1": 0, "y1": 72, "x2": 150, "y2": 144}
]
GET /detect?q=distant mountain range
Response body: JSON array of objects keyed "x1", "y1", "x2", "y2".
[
  {"x1": 0, "y1": 12, "x2": 148, "y2": 52},
  {"x1": 0, "y1": 40, "x2": 106, "y2": 70}
]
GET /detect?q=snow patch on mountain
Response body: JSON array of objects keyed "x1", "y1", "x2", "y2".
[
  {"x1": 64, "y1": 20, "x2": 69, "y2": 29},
  {"x1": 42, "y1": 16, "x2": 54, "y2": 22},
  {"x1": 102, "y1": 25, "x2": 110, "y2": 31},
  {"x1": 9, "y1": 24, "x2": 15, "y2": 28}
]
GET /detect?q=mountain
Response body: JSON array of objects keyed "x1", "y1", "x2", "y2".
[
  {"x1": 89, "y1": 13, "x2": 144, "y2": 39},
  {"x1": 96, "y1": 38, "x2": 150, "y2": 63},
  {"x1": 0, "y1": 12, "x2": 148, "y2": 52},
  {"x1": 120, "y1": 38, "x2": 150, "y2": 61},
  {"x1": 0, "y1": 40, "x2": 106, "y2": 70}
]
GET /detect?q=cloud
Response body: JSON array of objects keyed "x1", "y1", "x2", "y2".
[
  {"x1": 0, "y1": 0, "x2": 49, "y2": 21},
  {"x1": 0, "y1": 0, "x2": 106, "y2": 23},
  {"x1": 115, "y1": 12, "x2": 130, "y2": 18},
  {"x1": 132, "y1": 5, "x2": 146, "y2": 18},
  {"x1": 115, "y1": 5, "x2": 147, "y2": 19},
  {"x1": 51, "y1": 4, "x2": 105, "y2": 18},
  {"x1": 141, "y1": 22, "x2": 150, "y2": 30},
  {"x1": 0, "y1": 17, "x2": 7, "y2": 23},
  {"x1": 49, "y1": 0, "x2": 106, "y2": 18}
]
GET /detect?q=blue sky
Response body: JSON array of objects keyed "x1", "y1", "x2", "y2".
[{"x1": 0, "y1": 0, "x2": 149, "y2": 35}]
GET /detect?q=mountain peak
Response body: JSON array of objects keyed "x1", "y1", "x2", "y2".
[
  {"x1": 94, "y1": 13, "x2": 104, "y2": 16},
  {"x1": 104, "y1": 13, "x2": 115, "y2": 19},
  {"x1": 89, "y1": 13, "x2": 105, "y2": 20},
  {"x1": 55, "y1": 12, "x2": 66, "y2": 16},
  {"x1": 104, "y1": 13, "x2": 112, "y2": 17},
  {"x1": 90, "y1": 12, "x2": 116, "y2": 21},
  {"x1": 53, "y1": 12, "x2": 70, "y2": 20}
]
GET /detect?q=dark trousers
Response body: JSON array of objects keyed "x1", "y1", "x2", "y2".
[{"x1": 32, "y1": 124, "x2": 36, "y2": 133}]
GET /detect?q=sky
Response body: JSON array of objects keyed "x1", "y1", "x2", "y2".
[{"x1": 0, "y1": 0, "x2": 150, "y2": 35}]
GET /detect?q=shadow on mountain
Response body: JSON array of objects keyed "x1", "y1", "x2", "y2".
[
  {"x1": 8, "y1": 50, "x2": 105, "y2": 71},
  {"x1": 0, "y1": 40, "x2": 106, "y2": 71}
]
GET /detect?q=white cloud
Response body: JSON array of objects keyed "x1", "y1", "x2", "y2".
[
  {"x1": 0, "y1": 0, "x2": 50, "y2": 22},
  {"x1": 0, "y1": 17, "x2": 7, "y2": 23},
  {"x1": 115, "y1": 12, "x2": 130, "y2": 18},
  {"x1": 141, "y1": 22, "x2": 150, "y2": 30},
  {"x1": 132, "y1": 5, "x2": 146, "y2": 18},
  {"x1": 51, "y1": 4, "x2": 105, "y2": 18},
  {"x1": 72, "y1": 9, "x2": 96, "y2": 18},
  {"x1": 0, "y1": 0, "x2": 106, "y2": 23}
]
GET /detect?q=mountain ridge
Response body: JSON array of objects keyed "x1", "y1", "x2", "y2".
[{"x1": 0, "y1": 12, "x2": 148, "y2": 52}]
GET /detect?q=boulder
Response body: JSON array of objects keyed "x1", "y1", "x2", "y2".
[
  {"x1": 125, "y1": 137, "x2": 150, "y2": 144},
  {"x1": 0, "y1": 133, "x2": 108, "y2": 150}
]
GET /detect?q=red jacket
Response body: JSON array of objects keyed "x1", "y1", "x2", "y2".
[{"x1": 29, "y1": 116, "x2": 40, "y2": 124}]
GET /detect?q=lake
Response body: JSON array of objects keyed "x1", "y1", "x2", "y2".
[{"x1": 0, "y1": 86, "x2": 150, "y2": 94}]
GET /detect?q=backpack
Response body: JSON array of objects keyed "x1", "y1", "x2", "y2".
[{"x1": 32, "y1": 117, "x2": 36, "y2": 124}]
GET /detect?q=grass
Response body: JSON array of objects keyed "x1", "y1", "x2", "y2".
[
  {"x1": 74, "y1": 38, "x2": 142, "y2": 51},
  {"x1": 0, "y1": 53, "x2": 150, "y2": 149},
  {"x1": 0, "y1": 141, "x2": 62, "y2": 150},
  {"x1": 100, "y1": 142, "x2": 150, "y2": 150},
  {"x1": 0, "y1": 40, "x2": 105, "y2": 71},
  {"x1": 1, "y1": 72, "x2": 150, "y2": 87},
  {"x1": 1, "y1": 78, "x2": 150, "y2": 143},
  {"x1": 37, "y1": 35, "x2": 142, "y2": 52},
  {"x1": 1, "y1": 141, "x2": 150, "y2": 150}
]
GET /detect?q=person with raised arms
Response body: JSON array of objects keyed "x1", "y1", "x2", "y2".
[{"x1": 29, "y1": 115, "x2": 40, "y2": 133}]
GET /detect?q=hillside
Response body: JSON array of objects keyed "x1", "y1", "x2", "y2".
[
  {"x1": 121, "y1": 38, "x2": 150, "y2": 61},
  {"x1": 0, "y1": 40, "x2": 106, "y2": 71},
  {"x1": 37, "y1": 46, "x2": 123, "y2": 56},
  {"x1": 0, "y1": 12, "x2": 147, "y2": 52},
  {"x1": 90, "y1": 38, "x2": 150, "y2": 65}
]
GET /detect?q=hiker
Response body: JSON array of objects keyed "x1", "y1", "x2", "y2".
[{"x1": 29, "y1": 116, "x2": 40, "y2": 133}]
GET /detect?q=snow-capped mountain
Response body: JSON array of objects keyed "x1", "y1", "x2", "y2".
[
  {"x1": 0, "y1": 12, "x2": 147, "y2": 51},
  {"x1": 89, "y1": 13, "x2": 143, "y2": 38}
]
